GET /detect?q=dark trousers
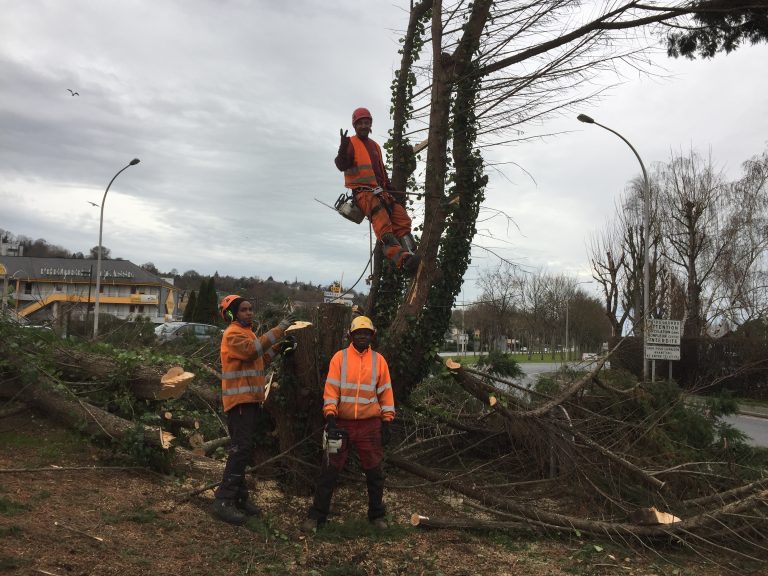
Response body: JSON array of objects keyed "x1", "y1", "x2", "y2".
[
  {"x1": 214, "y1": 403, "x2": 260, "y2": 501},
  {"x1": 308, "y1": 418, "x2": 386, "y2": 522}
]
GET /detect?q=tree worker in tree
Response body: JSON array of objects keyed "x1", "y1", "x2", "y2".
[
  {"x1": 210, "y1": 295, "x2": 296, "y2": 526},
  {"x1": 301, "y1": 315, "x2": 395, "y2": 531},
  {"x1": 336, "y1": 107, "x2": 420, "y2": 275}
]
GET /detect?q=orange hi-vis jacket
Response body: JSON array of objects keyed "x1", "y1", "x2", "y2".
[
  {"x1": 344, "y1": 136, "x2": 385, "y2": 189},
  {"x1": 323, "y1": 344, "x2": 396, "y2": 422},
  {"x1": 220, "y1": 322, "x2": 285, "y2": 412}
]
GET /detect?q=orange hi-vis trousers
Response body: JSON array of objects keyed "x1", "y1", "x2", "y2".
[{"x1": 353, "y1": 190, "x2": 413, "y2": 267}]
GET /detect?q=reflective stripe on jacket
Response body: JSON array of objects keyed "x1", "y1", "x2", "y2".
[
  {"x1": 323, "y1": 344, "x2": 395, "y2": 421},
  {"x1": 220, "y1": 322, "x2": 284, "y2": 412},
  {"x1": 344, "y1": 136, "x2": 384, "y2": 189}
]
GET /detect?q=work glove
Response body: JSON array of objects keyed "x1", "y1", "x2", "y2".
[
  {"x1": 381, "y1": 421, "x2": 392, "y2": 447},
  {"x1": 325, "y1": 415, "x2": 337, "y2": 434},
  {"x1": 278, "y1": 312, "x2": 297, "y2": 330},
  {"x1": 279, "y1": 335, "x2": 298, "y2": 355},
  {"x1": 339, "y1": 129, "x2": 350, "y2": 153}
]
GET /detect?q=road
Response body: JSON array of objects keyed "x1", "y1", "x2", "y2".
[{"x1": 721, "y1": 414, "x2": 768, "y2": 448}]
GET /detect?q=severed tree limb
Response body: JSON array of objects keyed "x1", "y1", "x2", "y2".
[
  {"x1": 202, "y1": 436, "x2": 231, "y2": 455},
  {"x1": 389, "y1": 454, "x2": 767, "y2": 543},
  {"x1": 0, "y1": 465, "x2": 144, "y2": 473},
  {"x1": 410, "y1": 512, "x2": 526, "y2": 531},
  {"x1": 0, "y1": 375, "x2": 214, "y2": 472},
  {"x1": 446, "y1": 358, "x2": 666, "y2": 491},
  {"x1": 682, "y1": 478, "x2": 768, "y2": 509},
  {"x1": 412, "y1": 404, "x2": 495, "y2": 434}
]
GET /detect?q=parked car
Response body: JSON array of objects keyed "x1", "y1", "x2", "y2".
[{"x1": 155, "y1": 322, "x2": 222, "y2": 342}]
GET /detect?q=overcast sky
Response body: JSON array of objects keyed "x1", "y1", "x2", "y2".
[{"x1": 2, "y1": 1, "x2": 767, "y2": 303}]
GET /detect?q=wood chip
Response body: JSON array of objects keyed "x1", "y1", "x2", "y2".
[
  {"x1": 285, "y1": 321, "x2": 312, "y2": 332},
  {"x1": 160, "y1": 430, "x2": 175, "y2": 450},
  {"x1": 628, "y1": 506, "x2": 681, "y2": 525}
]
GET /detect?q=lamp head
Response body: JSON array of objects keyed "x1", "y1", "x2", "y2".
[
  {"x1": 577, "y1": 114, "x2": 595, "y2": 124},
  {"x1": 129, "y1": 158, "x2": 140, "y2": 166}
]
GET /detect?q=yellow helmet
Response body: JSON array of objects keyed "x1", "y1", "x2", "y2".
[{"x1": 350, "y1": 315, "x2": 375, "y2": 333}]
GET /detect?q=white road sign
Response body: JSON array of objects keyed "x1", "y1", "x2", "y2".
[
  {"x1": 645, "y1": 344, "x2": 681, "y2": 361},
  {"x1": 647, "y1": 319, "x2": 682, "y2": 346}
]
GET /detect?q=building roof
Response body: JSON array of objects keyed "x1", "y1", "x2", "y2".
[{"x1": 0, "y1": 256, "x2": 173, "y2": 288}]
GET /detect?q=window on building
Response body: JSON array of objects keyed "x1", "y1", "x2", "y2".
[
  {"x1": 130, "y1": 286, "x2": 137, "y2": 294},
  {"x1": 138, "y1": 305, "x2": 144, "y2": 313},
  {"x1": 99, "y1": 284, "x2": 104, "y2": 293},
  {"x1": 129, "y1": 305, "x2": 135, "y2": 313},
  {"x1": 54, "y1": 284, "x2": 62, "y2": 292},
  {"x1": 24, "y1": 282, "x2": 32, "y2": 294}
]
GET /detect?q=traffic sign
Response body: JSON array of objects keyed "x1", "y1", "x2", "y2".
[
  {"x1": 645, "y1": 344, "x2": 680, "y2": 361},
  {"x1": 647, "y1": 319, "x2": 681, "y2": 345}
]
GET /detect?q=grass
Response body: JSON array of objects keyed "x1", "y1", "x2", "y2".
[
  {"x1": 0, "y1": 554, "x2": 27, "y2": 571},
  {"x1": 101, "y1": 505, "x2": 173, "y2": 528},
  {"x1": 313, "y1": 517, "x2": 410, "y2": 543},
  {"x1": 0, "y1": 428, "x2": 86, "y2": 465},
  {"x1": 0, "y1": 525, "x2": 23, "y2": 537},
  {"x1": 0, "y1": 496, "x2": 29, "y2": 516}
]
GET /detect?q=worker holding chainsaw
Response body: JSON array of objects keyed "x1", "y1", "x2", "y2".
[
  {"x1": 336, "y1": 107, "x2": 420, "y2": 275},
  {"x1": 302, "y1": 315, "x2": 395, "y2": 531},
  {"x1": 210, "y1": 295, "x2": 296, "y2": 526}
]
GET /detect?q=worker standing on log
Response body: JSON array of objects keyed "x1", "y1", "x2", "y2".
[
  {"x1": 301, "y1": 315, "x2": 395, "y2": 531},
  {"x1": 209, "y1": 295, "x2": 296, "y2": 526},
  {"x1": 336, "y1": 107, "x2": 420, "y2": 275}
]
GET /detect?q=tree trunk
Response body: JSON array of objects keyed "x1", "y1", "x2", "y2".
[
  {"x1": 265, "y1": 303, "x2": 350, "y2": 488},
  {"x1": 48, "y1": 348, "x2": 197, "y2": 401}
]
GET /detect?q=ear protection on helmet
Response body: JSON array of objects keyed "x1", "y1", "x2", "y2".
[{"x1": 219, "y1": 294, "x2": 242, "y2": 321}]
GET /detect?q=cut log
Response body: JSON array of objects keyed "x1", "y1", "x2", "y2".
[
  {"x1": 628, "y1": 507, "x2": 681, "y2": 526},
  {"x1": 410, "y1": 513, "x2": 525, "y2": 531},
  {"x1": 161, "y1": 411, "x2": 200, "y2": 430},
  {"x1": 202, "y1": 436, "x2": 231, "y2": 455},
  {"x1": 46, "y1": 347, "x2": 195, "y2": 401}
]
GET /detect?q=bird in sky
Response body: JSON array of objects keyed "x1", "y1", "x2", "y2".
[
  {"x1": 87, "y1": 201, "x2": 99, "y2": 207},
  {"x1": 67, "y1": 89, "x2": 79, "y2": 96}
]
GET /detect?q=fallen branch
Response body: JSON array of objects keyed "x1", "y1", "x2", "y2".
[{"x1": 410, "y1": 512, "x2": 526, "y2": 531}]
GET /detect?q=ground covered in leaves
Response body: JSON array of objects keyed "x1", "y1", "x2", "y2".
[{"x1": 0, "y1": 411, "x2": 760, "y2": 576}]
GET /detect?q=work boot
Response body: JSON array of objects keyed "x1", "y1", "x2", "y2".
[
  {"x1": 401, "y1": 253, "x2": 421, "y2": 275},
  {"x1": 301, "y1": 517, "x2": 319, "y2": 532},
  {"x1": 371, "y1": 517, "x2": 388, "y2": 530},
  {"x1": 209, "y1": 498, "x2": 248, "y2": 526},
  {"x1": 235, "y1": 498, "x2": 262, "y2": 517}
]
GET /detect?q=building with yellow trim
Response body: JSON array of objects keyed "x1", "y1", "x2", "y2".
[{"x1": 0, "y1": 256, "x2": 178, "y2": 325}]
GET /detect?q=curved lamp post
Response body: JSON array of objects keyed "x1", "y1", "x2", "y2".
[
  {"x1": 577, "y1": 114, "x2": 650, "y2": 380},
  {"x1": 93, "y1": 158, "x2": 140, "y2": 338}
]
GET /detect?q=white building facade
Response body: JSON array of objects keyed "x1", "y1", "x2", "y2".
[{"x1": 0, "y1": 256, "x2": 178, "y2": 325}]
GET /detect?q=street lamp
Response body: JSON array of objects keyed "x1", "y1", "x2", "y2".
[
  {"x1": 93, "y1": 158, "x2": 140, "y2": 338},
  {"x1": 577, "y1": 113, "x2": 650, "y2": 380}
]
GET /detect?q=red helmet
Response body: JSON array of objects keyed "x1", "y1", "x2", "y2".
[
  {"x1": 352, "y1": 107, "x2": 372, "y2": 125},
  {"x1": 219, "y1": 294, "x2": 242, "y2": 321}
]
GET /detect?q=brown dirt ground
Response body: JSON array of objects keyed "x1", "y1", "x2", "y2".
[{"x1": 0, "y1": 410, "x2": 763, "y2": 576}]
